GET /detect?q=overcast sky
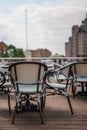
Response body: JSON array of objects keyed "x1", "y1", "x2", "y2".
[{"x1": 0, "y1": 0, "x2": 87, "y2": 55}]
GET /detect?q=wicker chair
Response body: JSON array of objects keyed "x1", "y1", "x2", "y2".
[
  {"x1": 0, "y1": 69, "x2": 13, "y2": 113},
  {"x1": 45, "y1": 64, "x2": 74, "y2": 115},
  {"x1": 8, "y1": 61, "x2": 47, "y2": 124},
  {"x1": 73, "y1": 62, "x2": 87, "y2": 96}
]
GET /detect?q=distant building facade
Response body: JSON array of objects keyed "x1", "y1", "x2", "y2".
[
  {"x1": 0, "y1": 41, "x2": 52, "y2": 58},
  {"x1": 25, "y1": 49, "x2": 52, "y2": 57},
  {"x1": 65, "y1": 14, "x2": 87, "y2": 57},
  {"x1": 0, "y1": 41, "x2": 7, "y2": 57}
]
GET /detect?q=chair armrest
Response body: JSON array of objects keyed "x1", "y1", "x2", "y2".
[{"x1": 45, "y1": 66, "x2": 72, "y2": 84}]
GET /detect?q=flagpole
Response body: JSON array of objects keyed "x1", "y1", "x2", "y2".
[{"x1": 25, "y1": 9, "x2": 28, "y2": 51}]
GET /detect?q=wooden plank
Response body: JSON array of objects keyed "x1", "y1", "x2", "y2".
[{"x1": 0, "y1": 93, "x2": 87, "y2": 130}]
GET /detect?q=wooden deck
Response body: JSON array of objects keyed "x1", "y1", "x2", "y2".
[{"x1": 0, "y1": 91, "x2": 87, "y2": 130}]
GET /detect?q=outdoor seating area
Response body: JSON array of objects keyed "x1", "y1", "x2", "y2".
[{"x1": 0, "y1": 60, "x2": 87, "y2": 129}]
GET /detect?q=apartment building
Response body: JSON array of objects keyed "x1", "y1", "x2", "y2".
[{"x1": 65, "y1": 14, "x2": 87, "y2": 57}]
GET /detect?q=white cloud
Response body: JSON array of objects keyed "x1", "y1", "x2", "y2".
[{"x1": 0, "y1": 0, "x2": 87, "y2": 55}]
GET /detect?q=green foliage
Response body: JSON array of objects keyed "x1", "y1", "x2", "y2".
[
  {"x1": 16, "y1": 48, "x2": 25, "y2": 57},
  {"x1": 3, "y1": 44, "x2": 25, "y2": 57}
]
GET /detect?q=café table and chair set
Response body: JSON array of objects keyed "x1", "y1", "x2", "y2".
[{"x1": 0, "y1": 60, "x2": 87, "y2": 124}]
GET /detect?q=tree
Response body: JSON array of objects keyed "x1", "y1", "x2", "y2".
[
  {"x1": 3, "y1": 44, "x2": 25, "y2": 57},
  {"x1": 16, "y1": 48, "x2": 25, "y2": 57}
]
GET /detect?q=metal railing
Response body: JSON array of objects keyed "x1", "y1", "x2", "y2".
[{"x1": 0, "y1": 57, "x2": 87, "y2": 65}]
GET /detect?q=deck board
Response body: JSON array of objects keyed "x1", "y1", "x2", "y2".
[{"x1": 0, "y1": 92, "x2": 87, "y2": 130}]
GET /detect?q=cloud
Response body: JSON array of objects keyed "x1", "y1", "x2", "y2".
[{"x1": 0, "y1": 0, "x2": 87, "y2": 55}]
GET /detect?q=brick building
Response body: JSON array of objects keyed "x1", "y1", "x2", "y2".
[
  {"x1": 0, "y1": 41, "x2": 7, "y2": 57},
  {"x1": 25, "y1": 49, "x2": 52, "y2": 57},
  {"x1": 31, "y1": 49, "x2": 51, "y2": 57}
]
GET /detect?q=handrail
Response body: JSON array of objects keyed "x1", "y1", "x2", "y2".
[
  {"x1": 0, "y1": 57, "x2": 87, "y2": 60},
  {"x1": 0, "y1": 56, "x2": 87, "y2": 59},
  {"x1": 0, "y1": 57, "x2": 87, "y2": 65}
]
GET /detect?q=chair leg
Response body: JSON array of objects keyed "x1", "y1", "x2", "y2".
[
  {"x1": 8, "y1": 92, "x2": 11, "y2": 113},
  {"x1": 72, "y1": 86, "x2": 76, "y2": 99},
  {"x1": 43, "y1": 88, "x2": 46, "y2": 108},
  {"x1": 43, "y1": 96, "x2": 46, "y2": 109},
  {"x1": 41, "y1": 97, "x2": 44, "y2": 112},
  {"x1": 12, "y1": 104, "x2": 17, "y2": 124},
  {"x1": 66, "y1": 96, "x2": 74, "y2": 115},
  {"x1": 71, "y1": 81, "x2": 76, "y2": 99},
  {"x1": 38, "y1": 102, "x2": 44, "y2": 124}
]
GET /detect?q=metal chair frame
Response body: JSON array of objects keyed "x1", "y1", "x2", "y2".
[
  {"x1": 9, "y1": 61, "x2": 47, "y2": 124},
  {"x1": 45, "y1": 64, "x2": 74, "y2": 115}
]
